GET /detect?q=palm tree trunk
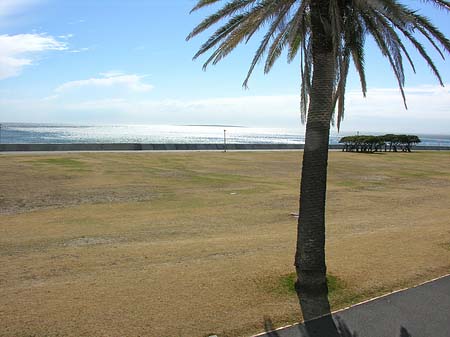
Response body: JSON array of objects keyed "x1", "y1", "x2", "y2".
[{"x1": 294, "y1": 0, "x2": 336, "y2": 321}]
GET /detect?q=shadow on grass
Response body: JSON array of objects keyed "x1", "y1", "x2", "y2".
[
  {"x1": 349, "y1": 152, "x2": 387, "y2": 155},
  {"x1": 261, "y1": 292, "x2": 414, "y2": 337}
]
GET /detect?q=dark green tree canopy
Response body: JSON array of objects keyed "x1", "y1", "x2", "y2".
[
  {"x1": 187, "y1": 0, "x2": 450, "y2": 129},
  {"x1": 339, "y1": 134, "x2": 422, "y2": 151}
]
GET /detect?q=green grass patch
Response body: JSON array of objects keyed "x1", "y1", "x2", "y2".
[
  {"x1": 336, "y1": 180, "x2": 359, "y2": 188},
  {"x1": 270, "y1": 272, "x2": 392, "y2": 311},
  {"x1": 31, "y1": 158, "x2": 89, "y2": 171},
  {"x1": 272, "y1": 273, "x2": 344, "y2": 296}
]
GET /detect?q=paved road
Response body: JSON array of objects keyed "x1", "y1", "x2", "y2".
[{"x1": 255, "y1": 275, "x2": 450, "y2": 337}]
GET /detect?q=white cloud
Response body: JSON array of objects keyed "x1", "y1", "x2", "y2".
[
  {"x1": 0, "y1": 33, "x2": 67, "y2": 79},
  {"x1": 58, "y1": 95, "x2": 298, "y2": 122},
  {"x1": 68, "y1": 47, "x2": 89, "y2": 53},
  {"x1": 1, "y1": 84, "x2": 449, "y2": 132},
  {"x1": 55, "y1": 72, "x2": 154, "y2": 93},
  {"x1": 58, "y1": 34, "x2": 74, "y2": 39},
  {"x1": 345, "y1": 85, "x2": 450, "y2": 119}
]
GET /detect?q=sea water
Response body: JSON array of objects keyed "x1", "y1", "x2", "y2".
[{"x1": 1, "y1": 123, "x2": 450, "y2": 147}]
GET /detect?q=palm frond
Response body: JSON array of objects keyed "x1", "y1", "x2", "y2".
[
  {"x1": 399, "y1": 28, "x2": 444, "y2": 85},
  {"x1": 242, "y1": 0, "x2": 296, "y2": 88},
  {"x1": 189, "y1": 0, "x2": 450, "y2": 126},
  {"x1": 419, "y1": 0, "x2": 450, "y2": 11},
  {"x1": 378, "y1": 5, "x2": 448, "y2": 85},
  {"x1": 193, "y1": 14, "x2": 246, "y2": 61},
  {"x1": 287, "y1": 1, "x2": 309, "y2": 62},
  {"x1": 187, "y1": 0, "x2": 256, "y2": 40},
  {"x1": 300, "y1": 37, "x2": 313, "y2": 123},
  {"x1": 361, "y1": 9, "x2": 408, "y2": 108},
  {"x1": 190, "y1": 0, "x2": 224, "y2": 14},
  {"x1": 414, "y1": 14, "x2": 450, "y2": 54}
]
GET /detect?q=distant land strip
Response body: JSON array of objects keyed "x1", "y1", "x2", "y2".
[{"x1": 1, "y1": 143, "x2": 450, "y2": 152}]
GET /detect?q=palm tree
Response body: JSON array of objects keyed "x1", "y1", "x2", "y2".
[{"x1": 187, "y1": 0, "x2": 449, "y2": 320}]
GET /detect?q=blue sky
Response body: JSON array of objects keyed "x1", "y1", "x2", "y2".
[{"x1": 0, "y1": 0, "x2": 449, "y2": 133}]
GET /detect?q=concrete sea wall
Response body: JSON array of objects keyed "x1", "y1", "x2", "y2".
[
  {"x1": 0, "y1": 143, "x2": 307, "y2": 152},
  {"x1": 0, "y1": 143, "x2": 449, "y2": 152}
]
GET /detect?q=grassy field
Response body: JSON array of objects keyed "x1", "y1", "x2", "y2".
[{"x1": 1, "y1": 151, "x2": 449, "y2": 337}]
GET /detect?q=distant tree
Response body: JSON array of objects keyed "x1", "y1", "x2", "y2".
[
  {"x1": 188, "y1": 0, "x2": 449, "y2": 320},
  {"x1": 402, "y1": 135, "x2": 421, "y2": 152},
  {"x1": 340, "y1": 134, "x2": 421, "y2": 152}
]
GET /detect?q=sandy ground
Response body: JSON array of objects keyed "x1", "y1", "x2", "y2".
[{"x1": 0, "y1": 151, "x2": 449, "y2": 337}]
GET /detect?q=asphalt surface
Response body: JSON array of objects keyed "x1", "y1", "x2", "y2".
[{"x1": 256, "y1": 275, "x2": 450, "y2": 337}]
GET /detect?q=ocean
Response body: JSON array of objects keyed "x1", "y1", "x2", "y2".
[{"x1": 1, "y1": 123, "x2": 450, "y2": 147}]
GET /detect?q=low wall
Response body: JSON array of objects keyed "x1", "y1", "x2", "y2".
[
  {"x1": 0, "y1": 143, "x2": 307, "y2": 152},
  {"x1": 415, "y1": 145, "x2": 450, "y2": 151},
  {"x1": 0, "y1": 143, "x2": 448, "y2": 152}
]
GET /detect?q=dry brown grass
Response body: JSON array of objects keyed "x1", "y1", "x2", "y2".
[{"x1": 0, "y1": 151, "x2": 449, "y2": 337}]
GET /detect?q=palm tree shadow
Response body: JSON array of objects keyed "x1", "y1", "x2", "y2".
[
  {"x1": 263, "y1": 317, "x2": 283, "y2": 337},
  {"x1": 297, "y1": 288, "x2": 351, "y2": 336},
  {"x1": 263, "y1": 291, "x2": 357, "y2": 337},
  {"x1": 263, "y1": 314, "x2": 357, "y2": 337},
  {"x1": 400, "y1": 326, "x2": 412, "y2": 337},
  {"x1": 262, "y1": 289, "x2": 412, "y2": 337},
  {"x1": 263, "y1": 317, "x2": 414, "y2": 337}
]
